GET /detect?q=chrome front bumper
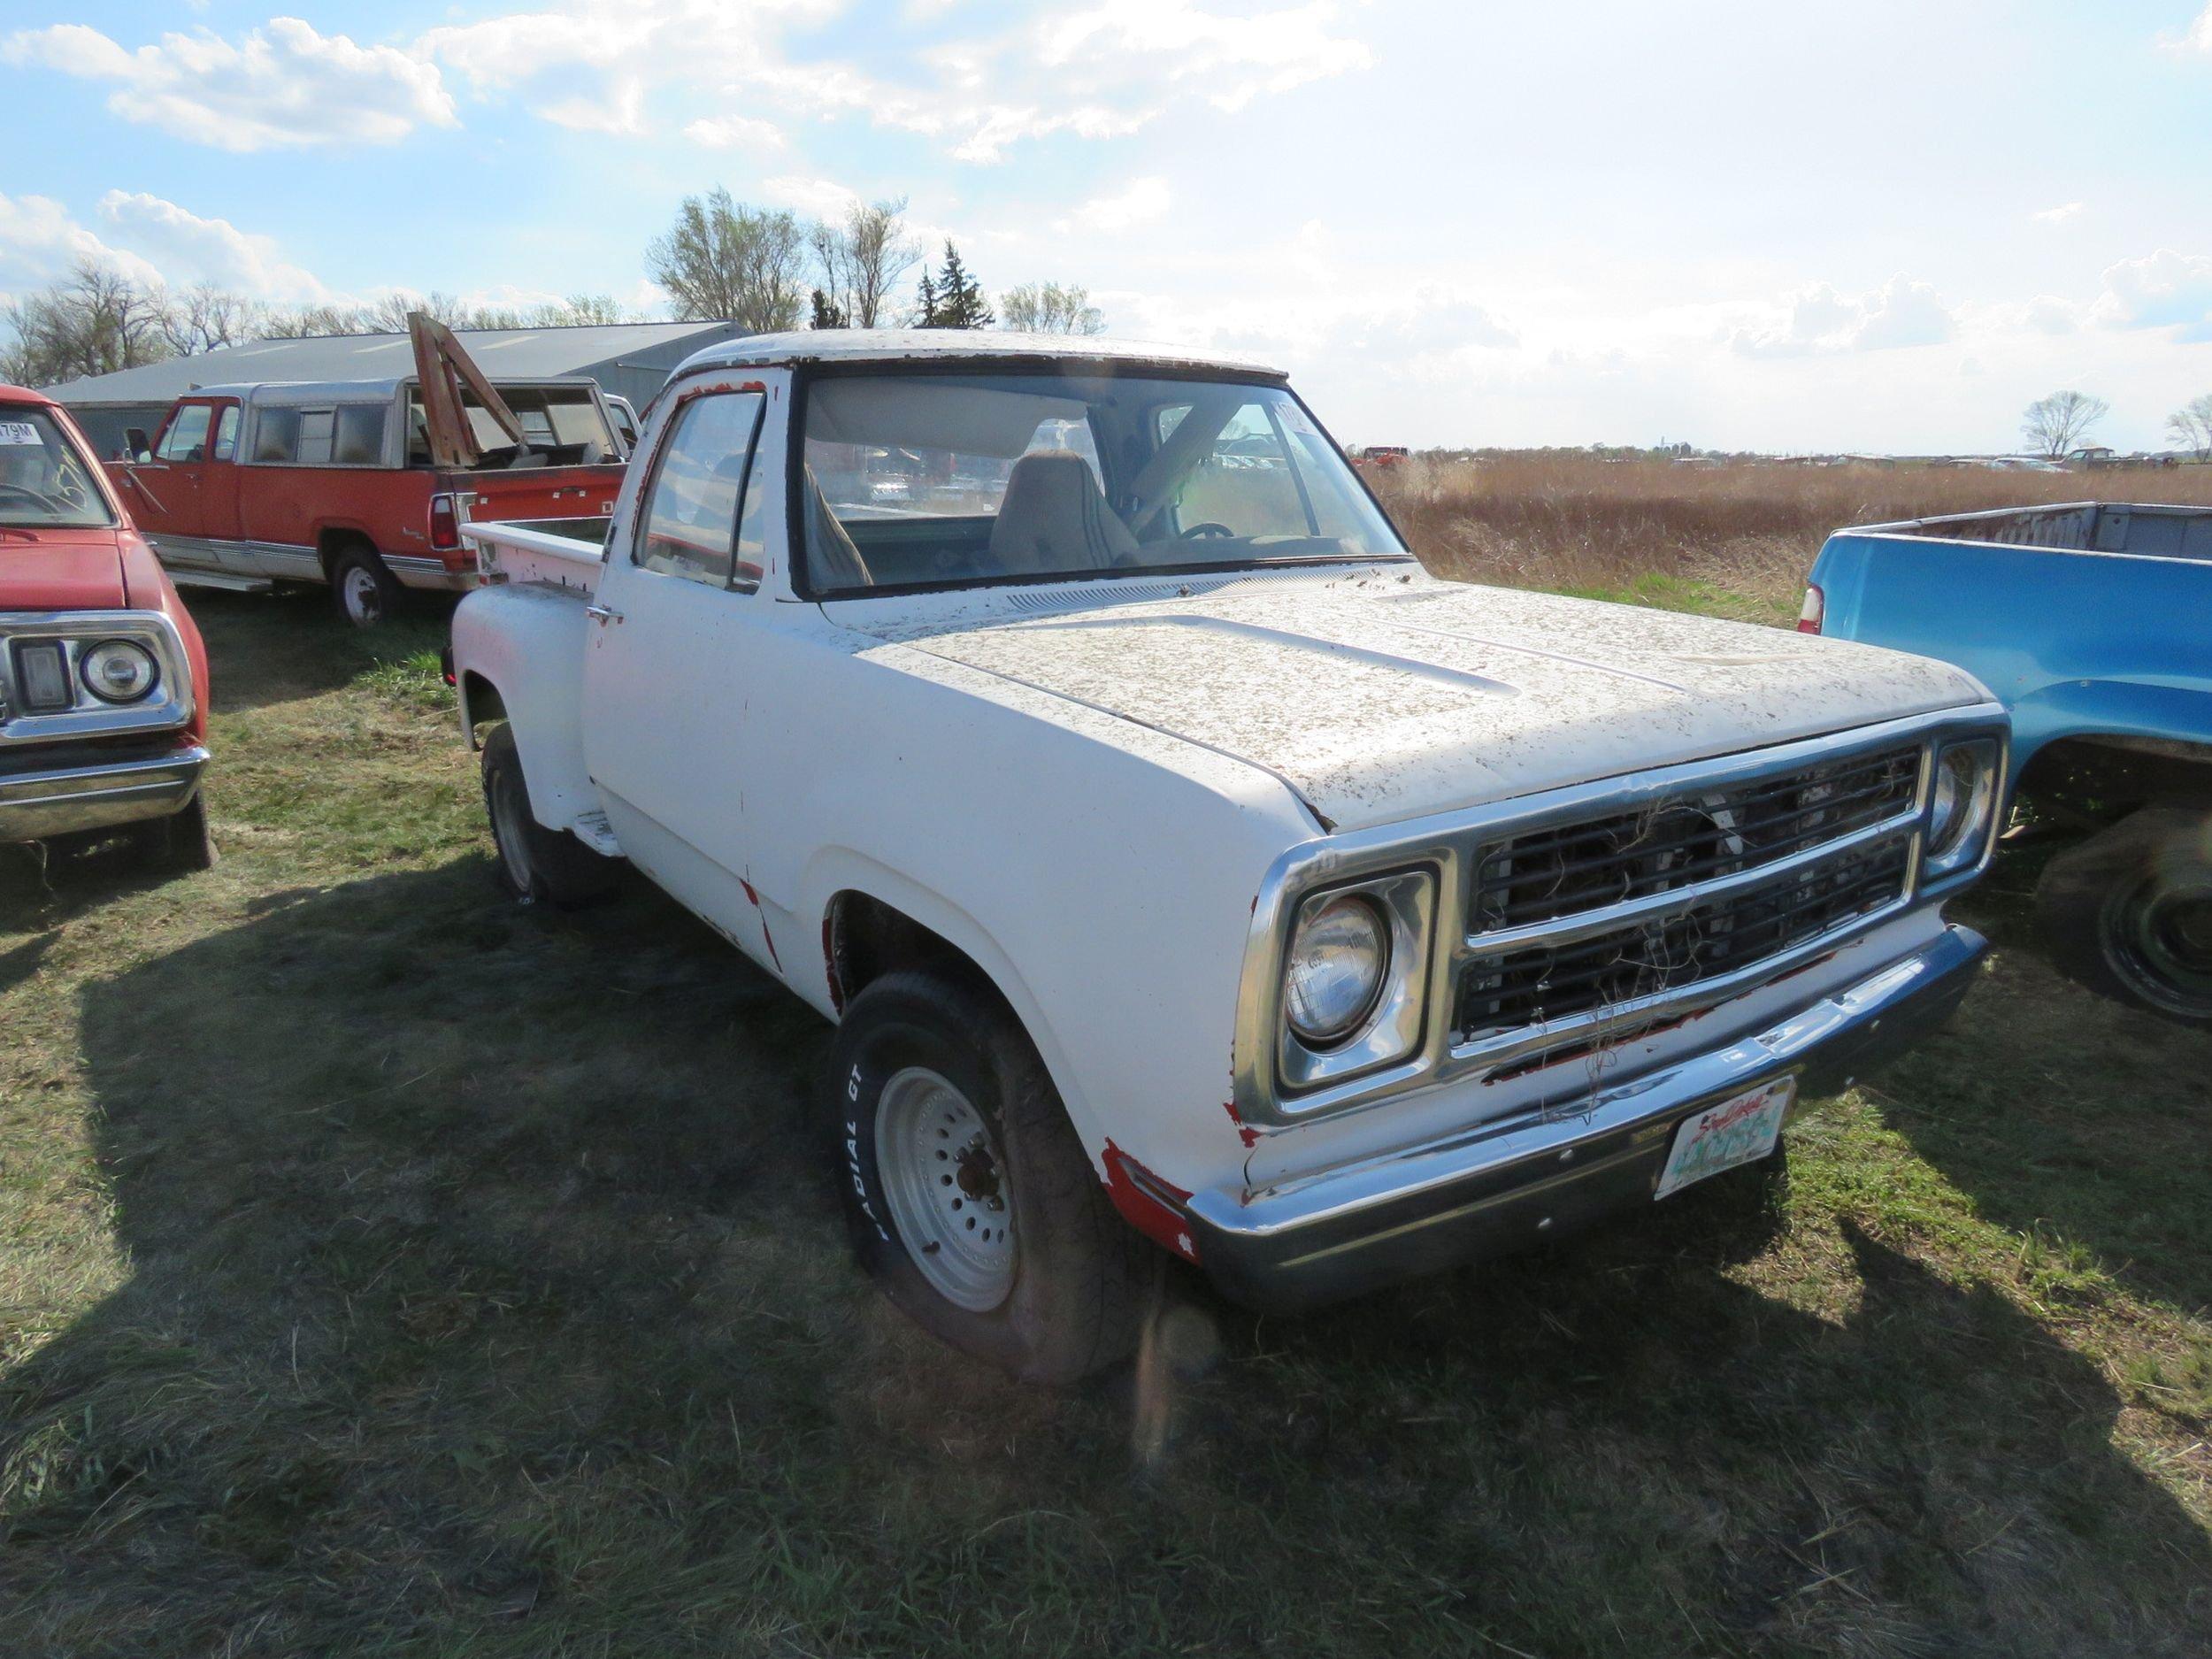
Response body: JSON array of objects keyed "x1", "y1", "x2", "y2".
[
  {"x1": 1189, "y1": 924, "x2": 1986, "y2": 1311},
  {"x1": 0, "y1": 745, "x2": 210, "y2": 842}
]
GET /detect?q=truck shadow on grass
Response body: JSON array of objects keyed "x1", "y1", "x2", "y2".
[
  {"x1": 5, "y1": 859, "x2": 2208, "y2": 1655},
  {"x1": 1872, "y1": 877, "x2": 2212, "y2": 1321}
]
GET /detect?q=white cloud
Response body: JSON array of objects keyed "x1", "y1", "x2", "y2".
[
  {"x1": 0, "y1": 193, "x2": 163, "y2": 301},
  {"x1": 1731, "y1": 275, "x2": 1955, "y2": 357},
  {"x1": 1037, "y1": 0, "x2": 1373, "y2": 112},
  {"x1": 2161, "y1": 5, "x2": 2212, "y2": 52},
  {"x1": 2019, "y1": 294, "x2": 2079, "y2": 335},
  {"x1": 2088, "y1": 249, "x2": 2212, "y2": 339},
  {"x1": 3, "y1": 19, "x2": 457, "y2": 150},
  {"x1": 414, "y1": 0, "x2": 1372, "y2": 162},
  {"x1": 2032, "y1": 201, "x2": 2084, "y2": 224},
  {"x1": 684, "y1": 113, "x2": 787, "y2": 150},
  {"x1": 541, "y1": 78, "x2": 646, "y2": 134},
  {"x1": 96, "y1": 191, "x2": 328, "y2": 301},
  {"x1": 1060, "y1": 178, "x2": 1171, "y2": 234}
]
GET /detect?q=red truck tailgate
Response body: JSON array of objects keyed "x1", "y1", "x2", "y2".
[{"x1": 457, "y1": 465, "x2": 625, "y2": 529}]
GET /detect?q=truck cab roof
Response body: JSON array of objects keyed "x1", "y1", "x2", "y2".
[
  {"x1": 170, "y1": 376, "x2": 604, "y2": 406},
  {"x1": 681, "y1": 329, "x2": 1284, "y2": 380}
]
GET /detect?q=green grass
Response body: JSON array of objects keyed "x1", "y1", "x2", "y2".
[{"x1": 0, "y1": 590, "x2": 2206, "y2": 1657}]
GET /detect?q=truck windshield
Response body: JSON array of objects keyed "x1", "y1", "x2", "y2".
[
  {"x1": 0, "y1": 408, "x2": 113, "y2": 528},
  {"x1": 800, "y1": 370, "x2": 1408, "y2": 595}
]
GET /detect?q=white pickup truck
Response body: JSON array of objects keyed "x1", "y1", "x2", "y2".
[{"x1": 450, "y1": 332, "x2": 2008, "y2": 1381}]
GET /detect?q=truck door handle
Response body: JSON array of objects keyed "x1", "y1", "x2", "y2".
[{"x1": 585, "y1": 603, "x2": 623, "y2": 625}]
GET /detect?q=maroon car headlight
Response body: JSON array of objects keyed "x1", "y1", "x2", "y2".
[{"x1": 81, "y1": 638, "x2": 159, "y2": 703}]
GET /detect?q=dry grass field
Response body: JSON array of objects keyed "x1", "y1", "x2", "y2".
[
  {"x1": 0, "y1": 471, "x2": 2208, "y2": 1655},
  {"x1": 1369, "y1": 454, "x2": 2212, "y2": 620}
]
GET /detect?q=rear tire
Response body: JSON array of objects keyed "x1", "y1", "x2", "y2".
[
  {"x1": 2035, "y1": 806, "x2": 2212, "y2": 1025},
  {"x1": 329, "y1": 544, "x2": 403, "y2": 628},
  {"x1": 480, "y1": 724, "x2": 619, "y2": 908},
  {"x1": 830, "y1": 971, "x2": 1148, "y2": 1383}
]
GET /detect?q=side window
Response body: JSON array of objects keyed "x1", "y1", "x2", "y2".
[
  {"x1": 157, "y1": 403, "x2": 213, "y2": 463},
  {"x1": 296, "y1": 410, "x2": 335, "y2": 466},
  {"x1": 334, "y1": 404, "x2": 388, "y2": 465},
  {"x1": 634, "y1": 391, "x2": 764, "y2": 588},
  {"x1": 253, "y1": 407, "x2": 301, "y2": 463},
  {"x1": 211, "y1": 405, "x2": 241, "y2": 463}
]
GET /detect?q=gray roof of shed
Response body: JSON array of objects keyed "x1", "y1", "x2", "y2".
[{"x1": 42, "y1": 321, "x2": 741, "y2": 406}]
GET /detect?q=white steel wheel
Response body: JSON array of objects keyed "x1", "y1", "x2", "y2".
[
  {"x1": 340, "y1": 564, "x2": 384, "y2": 625},
  {"x1": 874, "y1": 1065, "x2": 1017, "y2": 1312},
  {"x1": 487, "y1": 757, "x2": 538, "y2": 897}
]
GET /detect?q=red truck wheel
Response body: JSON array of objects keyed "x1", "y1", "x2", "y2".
[{"x1": 329, "y1": 545, "x2": 402, "y2": 627}]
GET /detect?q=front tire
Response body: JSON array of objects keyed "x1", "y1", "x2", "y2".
[
  {"x1": 830, "y1": 971, "x2": 1147, "y2": 1383},
  {"x1": 329, "y1": 544, "x2": 403, "y2": 627},
  {"x1": 480, "y1": 724, "x2": 619, "y2": 907},
  {"x1": 2036, "y1": 806, "x2": 2212, "y2": 1025},
  {"x1": 155, "y1": 791, "x2": 218, "y2": 873}
]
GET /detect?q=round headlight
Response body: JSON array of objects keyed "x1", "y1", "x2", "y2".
[
  {"x1": 1928, "y1": 741, "x2": 1996, "y2": 867},
  {"x1": 81, "y1": 639, "x2": 158, "y2": 703},
  {"x1": 1284, "y1": 894, "x2": 1389, "y2": 1046}
]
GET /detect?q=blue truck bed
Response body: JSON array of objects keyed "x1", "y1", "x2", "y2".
[{"x1": 1805, "y1": 501, "x2": 2211, "y2": 1024}]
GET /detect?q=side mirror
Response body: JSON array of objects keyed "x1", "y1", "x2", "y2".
[{"x1": 125, "y1": 428, "x2": 150, "y2": 462}]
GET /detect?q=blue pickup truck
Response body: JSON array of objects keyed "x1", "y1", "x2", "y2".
[{"x1": 1804, "y1": 501, "x2": 2210, "y2": 1025}]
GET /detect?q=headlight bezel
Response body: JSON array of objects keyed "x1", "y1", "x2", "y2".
[
  {"x1": 1924, "y1": 737, "x2": 2001, "y2": 879},
  {"x1": 80, "y1": 637, "x2": 160, "y2": 704},
  {"x1": 1275, "y1": 866, "x2": 1438, "y2": 1097}
]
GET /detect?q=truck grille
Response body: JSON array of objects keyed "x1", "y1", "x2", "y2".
[
  {"x1": 1470, "y1": 744, "x2": 1920, "y2": 933},
  {"x1": 1457, "y1": 831, "x2": 1914, "y2": 1046}
]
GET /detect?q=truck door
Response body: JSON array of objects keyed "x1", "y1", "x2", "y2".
[
  {"x1": 580, "y1": 381, "x2": 776, "y2": 965},
  {"x1": 118, "y1": 399, "x2": 238, "y2": 572}
]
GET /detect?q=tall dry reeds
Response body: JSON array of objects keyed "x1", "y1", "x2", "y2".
[{"x1": 1367, "y1": 455, "x2": 2212, "y2": 610}]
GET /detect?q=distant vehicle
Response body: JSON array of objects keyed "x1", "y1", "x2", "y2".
[
  {"x1": 1353, "y1": 445, "x2": 1409, "y2": 470},
  {"x1": 104, "y1": 315, "x2": 628, "y2": 626},
  {"x1": 448, "y1": 330, "x2": 2005, "y2": 1380},
  {"x1": 1804, "y1": 502, "x2": 2210, "y2": 1024},
  {"x1": 604, "y1": 394, "x2": 641, "y2": 454},
  {"x1": 0, "y1": 383, "x2": 214, "y2": 871},
  {"x1": 2064, "y1": 447, "x2": 2118, "y2": 468}
]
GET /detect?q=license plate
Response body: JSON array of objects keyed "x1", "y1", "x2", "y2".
[{"x1": 1655, "y1": 1078, "x2": 1794, "y2": 1200}]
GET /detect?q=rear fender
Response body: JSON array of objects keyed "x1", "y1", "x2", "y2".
[{"x1": 450, "y1": 585, "x2": 596, "y2": 833}]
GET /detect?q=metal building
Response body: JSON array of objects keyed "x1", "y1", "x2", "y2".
[{"x1": 41, "y1": 320, "x2": 745, "y2": 458}]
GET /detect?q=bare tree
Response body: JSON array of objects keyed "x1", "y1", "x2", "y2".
[
  {"x1": 541, "y1": 294, "x2": 631, "y2": 326},
  {"x1": 2164, "y1": 394, "x2": 2212, "y2": 462},
  {"x1": 1, "y1": 260, "x2": 173, "y2": 386},
  {"x1": 2020, "y1": 389, "x2": 2109, "y2": 459},
  {"x1": 648, "y1": 187, "x2": 807, "y2": 333},
  {"x1": 807, "y1": 197, "x2": 918, "y2": 330},
  {"x1": 1000, "y1": 280, "x2": 1105, "y2": 335},
  {"x1": 162, "y1": 282, "x2": 266, "y2": 356}
]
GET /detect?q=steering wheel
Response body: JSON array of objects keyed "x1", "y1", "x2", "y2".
[
  {"x1": 0, "y1": 482, "x2": 65, "y2": 511},
  {"x1": 1179, "y1": 521, "x2": 1236, "y2": 540}
]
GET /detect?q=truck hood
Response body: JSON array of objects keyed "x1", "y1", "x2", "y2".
[
  {"x1": 872, "y1": 570, "x2": 1989, "y2": 832},
  {"x1": 0, "y1": 529, "x2": 127, "y2": 611}
]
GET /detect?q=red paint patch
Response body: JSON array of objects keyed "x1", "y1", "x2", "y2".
[
  {"x1": 1100, "y1": 1141, "x2": 1199, "y2": 1263},
  {"x1": 1222, "y1": 1100, "x2": 1260, "y2": 1148},
  {"x1": 737, "y1": 879, "x2": 782, "y2": 969}
]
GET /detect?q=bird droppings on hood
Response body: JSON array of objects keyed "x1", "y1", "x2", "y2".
[{"x1": 840, "y1": 568, "x2": 1987, "y2": 833}]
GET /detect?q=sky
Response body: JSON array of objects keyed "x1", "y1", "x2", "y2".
[{"x1": 5, "y1": 0, "x2": 2212, "y2": 453}]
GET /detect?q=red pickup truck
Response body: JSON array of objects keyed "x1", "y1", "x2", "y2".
[
  {"x1": 2, "y1": 383, "x2": 214, "y2": 870},
  {"x1": 107, "y1": 322, "x2": 626, "y2": 626}
]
